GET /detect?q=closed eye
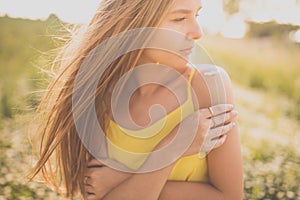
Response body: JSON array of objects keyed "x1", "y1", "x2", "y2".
[
  {"x1": 173, "y1": 17, "x2": 187, "y2": 22},
  {"x1": 87, "y1": 164, "x2": 105, "y2": 168}
]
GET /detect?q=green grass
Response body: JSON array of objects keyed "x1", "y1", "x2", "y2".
[
  {"x1": 0, "y1": 15, "x2": 64, "y2": 120},
  {"x1": 199, "y1": 36, "x2": 300, "y2": 120}
]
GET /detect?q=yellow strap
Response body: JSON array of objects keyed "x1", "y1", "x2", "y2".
[{"x1": 187, "y1": 68, "x2": 196, "y2": 102}]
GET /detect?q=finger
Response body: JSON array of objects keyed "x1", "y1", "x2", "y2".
[
  {"x1": 200, "y1": 133, "x2": 228, "y2": 152},
  {"x1": 212, "y1": 135, "x2": 227, "y2": 149},
  {"x1": 207, "y1": 121, "x2": 236, "y2": 140},
  {"x1": 211, "y1": 110, "x2": 238, "y2": 127},
  {"x1": 210, "y1": 104, "x2": 235, "y2": 117},
  {"x1": 199, "y1": 104, "x2": 234, "y2": 118},
  {"x1": 200, "y1": 139, "x2": 218, "y2": 152}
]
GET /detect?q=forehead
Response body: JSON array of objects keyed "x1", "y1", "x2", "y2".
[{"x1": 170, "y1": 0, "x2": 202, "y2": 11}]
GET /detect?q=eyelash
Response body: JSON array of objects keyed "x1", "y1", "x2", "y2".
[
  {"x1": 173, "y1": 14, "x2": 200, "y2": 22},
  {"x1": 173, "y1": 17, "x2": 187, "y2": 22}
]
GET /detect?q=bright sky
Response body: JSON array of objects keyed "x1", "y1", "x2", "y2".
[
  {"x1": 0, "y1": 0, "x2": 300, "y2": 40},
  {"x1": 0, "y1": 0, "x2": 99, "y2": 23}
]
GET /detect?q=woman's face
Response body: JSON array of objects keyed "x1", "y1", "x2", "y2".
[{"x1": 141, "y1": 0, "x2": 203, "y2": 71}]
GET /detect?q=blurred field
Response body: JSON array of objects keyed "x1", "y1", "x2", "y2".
[
  {"x1": 201, "y1": 35, "x2": 300, "y2": 120},
  {"x1": 0, "y1": 15, "x2": 60, "y2": 121},
  {"x1": 0, "y1": 16, "x2": 299, "y2": 199},
  {"x1": 201, "y1": 35, "x2": 300, "y2": 199}
]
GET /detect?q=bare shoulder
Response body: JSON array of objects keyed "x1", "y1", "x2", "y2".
[{"x1": 190, "y1": 65, "x2": 234, "y2": 109}]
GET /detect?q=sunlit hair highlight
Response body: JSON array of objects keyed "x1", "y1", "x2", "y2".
[{"x1": 29, "y1": 0, "x2": 175, "y2": 198}]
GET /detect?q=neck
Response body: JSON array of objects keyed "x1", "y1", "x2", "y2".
[{"x1": 133, "y1": 61, "x2": 190, "y2": 97}]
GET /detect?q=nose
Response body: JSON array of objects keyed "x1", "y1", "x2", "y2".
[{"x1": 186, "y1": 21, "x2": 203, "y2": 41}]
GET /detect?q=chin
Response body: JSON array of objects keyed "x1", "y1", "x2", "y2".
[
  {"x1": 171, "y1": 54, "x2": 190, "y2": 68},
  {"x1": 165, "y1": 58, "x2": 190, "y2": 73}
]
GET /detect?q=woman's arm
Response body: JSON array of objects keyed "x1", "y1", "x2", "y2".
[
  {"x1": 84, "y1": 160, "x2": 175, "y2": 200},
  {"x1": 99, "y1": 163, "x2": 175, "y2": 200},
  {"x1": 159, "y1": 181, "x2": 222, "y2": 200},
  {"x1": 188, "y1": 67, "x2": 244, "y2": 199},
  {"x1": 85, "y1": 166, "x2": 232, "y2": 200},
  {"x1": 84, "y1": 164, "x2": 222, "y2": 200}
]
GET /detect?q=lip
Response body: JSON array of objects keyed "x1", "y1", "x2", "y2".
[{"x1": 179, "y1": 46, "x2": 194, "y2": 55}]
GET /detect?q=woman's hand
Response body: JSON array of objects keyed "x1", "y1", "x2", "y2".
[
  {"x1": 84, "y1": 159, "x2": 131, "y2": 200},
  {"x1": 84, "y1": 157, "x2": 175, "y2": 200},
  {"x1": 157, "y1": 104, "x2": 237, "y2": 157},
  {"x1": 191, "y1": 104, "x2": 238, "y2": 155}
]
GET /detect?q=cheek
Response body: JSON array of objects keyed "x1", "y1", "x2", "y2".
[
  {"x1": 142, "y1": 49, "x2": 188, "y2": 67},
  {"x1": 143, "y1": 49, "x2": 173, "y2": 61},
  {"x1": 142, "y1": 49, "x2": 164, "y2": 63},
  {"x1": 147, "y1": 27, "x2": 188, "y2": 54},
  {"x1": 159, "y1": 20, "x2": 187, "y2": 35}
]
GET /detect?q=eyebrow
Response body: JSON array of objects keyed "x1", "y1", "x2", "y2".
[{"x1": 169, "y1": 7, "x2": 202, "y2": 14}]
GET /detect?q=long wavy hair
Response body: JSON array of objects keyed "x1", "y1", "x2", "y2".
[{"x1": 30, "y1": 0, "x2": 175, "y2": 198}]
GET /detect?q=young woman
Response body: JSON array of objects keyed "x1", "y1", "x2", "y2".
[{"x1": 31, "y1": 0, "x2": 243, "y2": 199}]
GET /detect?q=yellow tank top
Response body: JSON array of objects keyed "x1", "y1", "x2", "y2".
[{"x1": 106, "y1": 68, "x2": 208, "y2": 182}]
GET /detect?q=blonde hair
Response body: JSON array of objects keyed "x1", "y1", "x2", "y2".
[{"x1": 30, "y1": 0, "x2": 175, "y2": 198}]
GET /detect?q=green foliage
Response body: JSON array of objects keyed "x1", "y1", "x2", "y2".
[
  {"x1": 0, "y1": 15, "x2": 64, "y2": 121},
  {"x1": 201, "y1": 36, "x2": 300, "y2": 121},
  {"x1": 1, "y1": 93, "x2": 12, "y2": 118},
  {"x1": 246, "y1": 21, "x2": 300, "y2": 40}
]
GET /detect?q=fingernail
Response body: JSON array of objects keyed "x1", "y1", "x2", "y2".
[
  {"x1": 232, "y1": 110, "x2": 239, "y2": 115},
  {"x1": 221, "y1": 135, "x2": 227, "y2": 143}
]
